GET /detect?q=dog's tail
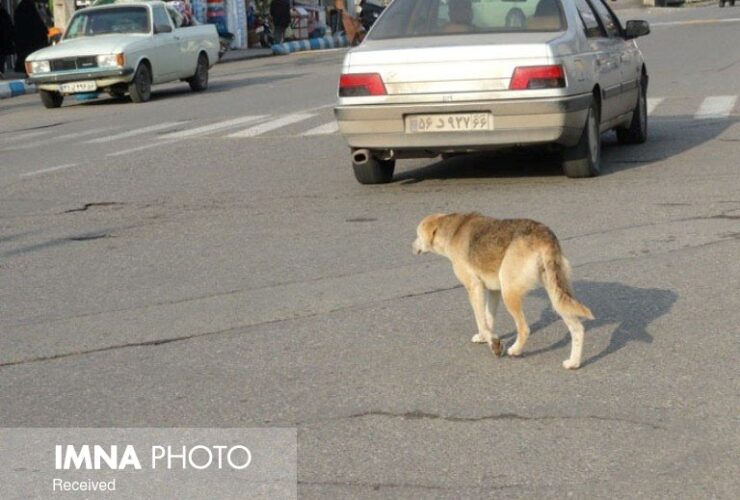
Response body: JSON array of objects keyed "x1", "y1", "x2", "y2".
[{"x1": 540, "y1": 244, "x2": 594, "y2": 320}]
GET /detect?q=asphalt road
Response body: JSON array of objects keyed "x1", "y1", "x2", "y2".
[{"x1": 1, "y1": 5, "x2": 739, "y2": 498}]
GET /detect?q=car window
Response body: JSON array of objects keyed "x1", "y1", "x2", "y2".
[
  {"x1": 572, "y1": 0, "x2": 605, "y2": 38},
  {"x1": 368, "y1": 0, "x2": 566, "y2": 40},
  {"x1": 65, "y1": 7, "x2": 150, "y2": 38},
  {"x1": 152, "y1": 5, "x2": 171, "y2": 30},
  {"x1": 587, "y1": 0, "x2": 621, "y2": 37}
]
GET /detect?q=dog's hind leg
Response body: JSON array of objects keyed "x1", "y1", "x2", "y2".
[
  {"x1": 502, "y1": 286, "x2": 530, "y2": 357},
  {"x1": 561, "y1": 315, "x2": 585, "y2": 370}
]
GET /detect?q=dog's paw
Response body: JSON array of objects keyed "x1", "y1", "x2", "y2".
[
  {"x1": 471, "y1": 333, "x2": 488, "y2": 343},
  {"x1": 507, "y1": 344, "x2": 523, "y2": 357},
  {"x1": 489, "y1": 339, "x2": 505, "y2": 357},
  {"x1": 562, "y1": 359, "x2": 580, "y2": 370}
]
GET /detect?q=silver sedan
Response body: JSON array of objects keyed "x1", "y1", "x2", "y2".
[{"x1": 334, "y1": 0, "x2": 650, "y2": 183}]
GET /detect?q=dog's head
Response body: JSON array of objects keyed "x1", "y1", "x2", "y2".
[{"x1": 412, "y1": 213, "x2": 446, "y2": 255}]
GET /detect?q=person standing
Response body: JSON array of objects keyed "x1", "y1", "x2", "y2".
[
  {"x1": 13, "y1": 0, "x2": 49, "y2": 74},
  {"x1": 269, "y1": 0, "x2": 291, "y2": 44},
  {"x1": 0, "y1": 4, "x2": 14, "y2": 75}
]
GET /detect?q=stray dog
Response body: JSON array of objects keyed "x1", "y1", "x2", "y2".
[{"x1": 412, "y1": 213, "x2": 593, "y2": 369}]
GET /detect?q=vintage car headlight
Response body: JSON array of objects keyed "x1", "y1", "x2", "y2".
[
  {"x1": 96, "y1": 54, "x2": 125, "y2": 68},
  {"x1": 26, "y1": 60, "x2": 50, "y2": 74}
]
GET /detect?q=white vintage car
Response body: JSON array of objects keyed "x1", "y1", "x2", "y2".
[{"x1": 25, "y1": 1, "x2": 219, "y2": 108}]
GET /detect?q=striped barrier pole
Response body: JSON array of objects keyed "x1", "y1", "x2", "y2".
[
  {"x1": 0, "y1": 79, "x2": 37, "y2": 100},
  {"x1": 272, "y1": 34, "x2": 349, "y2": 56}
]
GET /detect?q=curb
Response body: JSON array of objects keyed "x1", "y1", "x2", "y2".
[
  {"x1": 0, "y1": 79, "x2": 37, "y2": 100},
  {"x1": 272, "y1": 34, "x2": 349, "y2": 56}
]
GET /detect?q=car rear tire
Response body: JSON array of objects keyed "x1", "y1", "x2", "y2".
[
  {"x1": 39, "y1": 89, "x2": 63, "y2": 109},
  {"x1": 562, "y1": 99, "x2": 601, "y2": 178},
  {"x1": 128, "y1": 63, "x2": 152, "y2": 103},
  {"x1": 188, "y1": 53, "x2": 209, "y2": 92},
  {"x1": 719, "y1": 0, "x2": 725, "y2": 6},
  {"x1": 352, "y1": 153, "x2": 395, "y2": 184},
  {"x1": 616, "y1": 79, "x2": 648, "y2": 145}
]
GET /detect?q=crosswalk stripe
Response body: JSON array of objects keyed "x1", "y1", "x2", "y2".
[
  {"x1": 160, "y1": 115, "x2": 266, "y2": 139},
  {"x1": 20, "y1": 163, "x2": 77, "y2": 177},
  {"x1": 106, "y1": 139, "x2": 180, "y2": 157},
  {"x1": 85, "y1": 122, "x2": 189, "y2": 143},
  {"x1": 0, "y1": 130, "x2": 50, "y2": 144},
  {"x1": 7, "y1": 127, "x2": 118, "y2": 150},
  {"x1": 227, "y1": 113, "x2": 315, "y2": 138},
  {"x1": 302, "y1": 121, "x2": 339, "y2": 136},
  {"x1": 694, "y1": 96, "x2": 737, "y2": 120},
  {"x1": 646, "y1": 98, "x2": 663, "y2": 116}
]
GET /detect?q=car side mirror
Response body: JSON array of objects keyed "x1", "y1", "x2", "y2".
[
  {"x1": 154, "y1": 24, "x2": 173, "y2": 34},
  {"x1": 624, "y1": 20, "x2": 650, "y2": 39}
]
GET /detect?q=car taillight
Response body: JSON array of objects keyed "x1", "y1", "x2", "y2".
[
  {"x1": 509, "y1": 65, "x2": 565, "y2": 90},
  {"x1": 339, "y1": 73, "x2": 387, "y2": 97}
]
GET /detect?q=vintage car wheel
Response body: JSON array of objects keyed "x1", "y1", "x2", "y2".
[
  {"x1": 39, "y1": 90, "x2": 64, "y2": 109},
  {"x1": 188, "y1": 53, "x2": 209, "y2": 92},
  {"x1": 352, "y1": 152, "x2": 395, "y2": 184},
  {"x1": 617, "y1": 78, "x2": 648, "y2": 145},
  {"x1": 128, "y1": 64, "x2": 152, "y2": 103},
  {"x1": 562, "y1": 98, "x2": 601, "y2": 178}
]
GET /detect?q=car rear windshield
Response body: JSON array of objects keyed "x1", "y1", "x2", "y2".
[
  {"x1": 368, "y1": 0, "x2": 566, "y2": 40},
  {"x1": 66, "y1": 7, "x2": 150, "y2": 38}
]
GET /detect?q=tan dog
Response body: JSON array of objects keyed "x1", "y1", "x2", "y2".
[{"x1": 412, "y1": 213, "x2": 594, "y2": 369}]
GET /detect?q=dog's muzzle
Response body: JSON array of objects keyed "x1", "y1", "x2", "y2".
[{"x1": 412, "y1": 238, "x2": 424, "y2": 255}]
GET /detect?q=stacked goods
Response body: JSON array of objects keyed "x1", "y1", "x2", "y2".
[
  {"x1": 191, "y1": 0, "x2": 207, "y2": 23},
  {"x1": 206, "y1": 0, "x2": 227, "y2": 34},
  {"x1": 225, "y1": 0, "x2": 247, "y2": 48}
]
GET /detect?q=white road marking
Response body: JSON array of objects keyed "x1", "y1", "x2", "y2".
[
  {"x1": 106, "y1": 139, "x2": 180, "y2": 157},
  {"x1": 694, "y1": 96, "x2": 737, "y2": 120},
  {"x1": 160, "y1": 115, "x2": 267, "y2": 139},
  {"x1": 0, "y1": 130, "x2": 50, "y2": 144},
  {"x1": 227, "y1": 113, "x2": 315, "y2": 138},
  {"x1": 85, "y1": 122, "x2": 189, "y2": 143},
  {"x1": 646, "y1": 98, "x2": 663, "y2": 116},
  {"x1": 303, "y1": 121, "x2": 339, "y2": 136},
  {"x1": 8, "y1": 127, "x2": 118, "y2": 150},
  {"x1": 20, "y1": 163, "x2": 77, "y2": 177}
]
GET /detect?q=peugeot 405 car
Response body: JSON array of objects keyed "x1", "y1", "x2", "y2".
[{"x1": 334, "y1": 0, "x2": 650, "y2": 183}]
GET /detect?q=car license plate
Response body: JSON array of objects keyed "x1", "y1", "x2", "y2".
[
  {"x1": 405, "y1": 113, "x2": 493, "y2": 133},
  {"x1": 59, "y1": 81, "x2": 97, "y2": 93}
]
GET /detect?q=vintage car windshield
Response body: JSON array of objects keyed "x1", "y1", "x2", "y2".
[
  {"x1": 368, "y1": 0, "x2": 566, "y2": 40},
  {"x1": 65, "y1": 7, "x2": 151, "y2": 38}
]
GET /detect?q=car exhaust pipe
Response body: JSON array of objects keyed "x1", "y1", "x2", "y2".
[{"x1": 352, "y1": 149, "x2": 371, "y2": 165}]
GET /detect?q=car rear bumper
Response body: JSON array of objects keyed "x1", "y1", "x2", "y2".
[
  {"x1": 27, "y1": 68, "x2": 135, "y2": 91},
  {"x1": 334, "y1": 94, "x2": 591, "y2": 152}
]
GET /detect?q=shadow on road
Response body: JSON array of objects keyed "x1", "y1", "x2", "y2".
[
  {"x1": 520, "y1": 280, "x2": 678, "y2": 368},
  {"x1": 394, "y1": 115, "x2": 738, "y2": 183}
]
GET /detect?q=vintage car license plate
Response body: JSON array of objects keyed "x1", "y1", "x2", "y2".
[
  {"x1": 59, "y1": 81, "x2": 97, "y2": 93},
  {"x1": 405, "y1": 113, "x2": 493, "y2": 133}
]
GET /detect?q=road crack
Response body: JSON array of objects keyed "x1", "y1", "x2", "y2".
[{"x1": 338, "y1": 410, "x2": 664, "y2": 430}]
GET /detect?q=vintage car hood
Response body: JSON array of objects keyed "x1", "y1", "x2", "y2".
[{"x1": 27, "y1": 34, "x2": 148, "y2": 61}]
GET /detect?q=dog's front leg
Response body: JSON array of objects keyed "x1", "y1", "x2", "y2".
[{"x1": 457, "y1": 269, "x2": 503, "y2": 356}]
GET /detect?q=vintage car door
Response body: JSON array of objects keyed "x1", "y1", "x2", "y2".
[{"x1": 149, "y1": 4, "x2": 180, "y2": 81}]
